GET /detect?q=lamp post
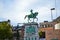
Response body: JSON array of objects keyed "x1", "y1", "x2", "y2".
[{"x1": 50, "y1": 8, "x2": 55, "y2": 21}]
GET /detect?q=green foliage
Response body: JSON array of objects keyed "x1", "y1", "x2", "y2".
[
  {"x1": 0, "y1": 21, "x2": 12, "y2": 39},
  {"x1": 38, "y1": 31, "x2": 42, "y2": 36},
  {"x1": 38, "y1": 31, "x2": 45, "y2": 38}
]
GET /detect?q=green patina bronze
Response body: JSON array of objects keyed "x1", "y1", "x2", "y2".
[
  {"x1": 26, "y1": 26, "x2": 36, "y2": 34},
  {"x1": 24, "y1": 9, "x2": 38, "y2": 22}
]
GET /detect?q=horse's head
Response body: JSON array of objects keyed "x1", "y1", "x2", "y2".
[{"x1": 34, "y1": 12, "x2": 38, "y2": 16}]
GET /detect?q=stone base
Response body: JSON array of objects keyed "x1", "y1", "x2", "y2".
[{"x1": 24, "y1": 22, "x2": 39, "y2": 40}]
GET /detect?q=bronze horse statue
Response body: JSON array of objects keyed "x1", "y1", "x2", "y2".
[{"x1": 24, "y1": 9, "x2": 38, "y2": 22}]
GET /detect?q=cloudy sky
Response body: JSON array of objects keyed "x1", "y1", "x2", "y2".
[{"x1": 0, "y1": 0, "x2": 60, "y2": 26}]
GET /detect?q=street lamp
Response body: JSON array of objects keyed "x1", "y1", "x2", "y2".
[{"x1": 50, "y1": 8, "x2": 55, "y2": 21}]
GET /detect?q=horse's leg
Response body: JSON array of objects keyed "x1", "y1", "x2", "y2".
[
  {"x1": 30, "y1": 18, "x2": 31, "y2": 21},
  {"x1": 27, "y1": 17, "x2": 29, "y2": 23},
  {"x1": 36, "y1": 18, "x2": 38, "y2": 21},
  {"x1": 28, "y1": 18, "x2": 30, "y2": 23},
  {"x1": 33, "y1": 18, "x2": 34, "y2": 22}
]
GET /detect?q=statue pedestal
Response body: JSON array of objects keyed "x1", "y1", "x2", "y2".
[{"x1": 24, "y1": 22, "x2": 39, "y2": 40}]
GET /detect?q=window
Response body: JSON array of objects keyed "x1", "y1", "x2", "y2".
[
  {"x1": 32, "y1": 37, "x2": 33, "y2": 40},
  {"x1": 35, "y1": 37, "x2": 36, "y2": 40},
  {"x1": 45, "y1": 25, "x2": 47, "y2": 27},
  {"x1": 48, "y1": 24, "x2": 50, "y2": 27},
  {"x1": 26, "y1": 37, "x2": 27, "y2": 40},
  {"x1": 29, "y1": 37, "x2": 30, "y2": 40},
  {"x1": 42, "y1": 25, "x2": 44, "y2": 28}
]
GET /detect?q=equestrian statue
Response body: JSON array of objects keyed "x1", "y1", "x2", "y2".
[{"x1": 24, "y1": 9, "x2": 38, "y2": 22}]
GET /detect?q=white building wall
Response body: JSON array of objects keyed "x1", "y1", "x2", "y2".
[{"x1": 55, "y1": 23, "x2": 60, "y2": 29}]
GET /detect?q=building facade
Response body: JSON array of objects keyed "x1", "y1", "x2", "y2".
[
  {"x1": 39, "y1": 21, "x2": 60, "y2": 40},
  {"x1": 12, "y1": 25, "x2": 24, "y2": 40}
]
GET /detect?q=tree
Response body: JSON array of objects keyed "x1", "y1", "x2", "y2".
[
  {"x1": 38, "y1": 31, "x2": 45, "y2": 38},
  {"x1": 0, "y1": 20, "x2": 13, "y2": 40},
  {"x1": 38, "y1": 31, "x2": 42, "y2": 37}
]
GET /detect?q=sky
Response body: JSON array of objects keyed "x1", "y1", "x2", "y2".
[{"x1": 0, "y1": 0, "x2": 60, "y2": 26}]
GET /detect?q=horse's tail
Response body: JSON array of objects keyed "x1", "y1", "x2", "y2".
[{"x1": 24, "y1": 15, "x2": 28, "y2": 19}]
